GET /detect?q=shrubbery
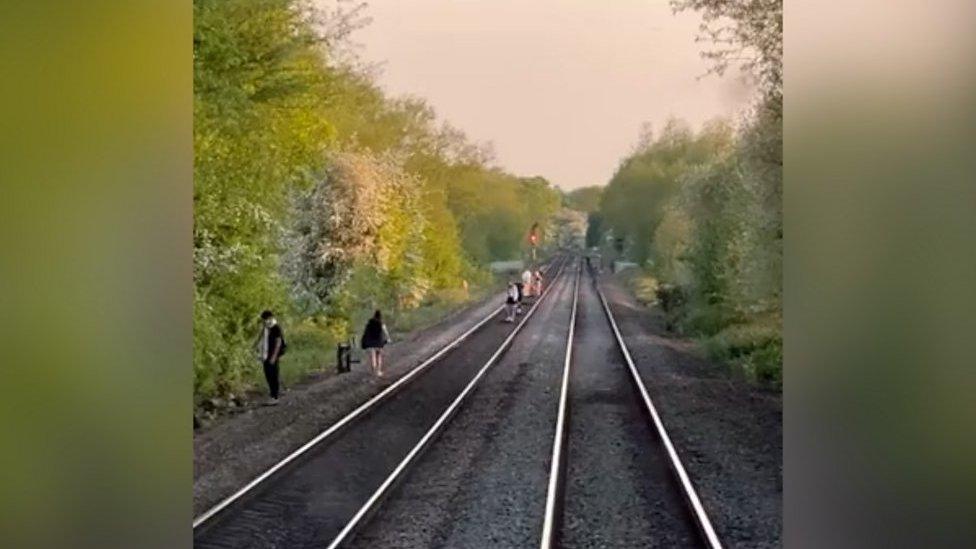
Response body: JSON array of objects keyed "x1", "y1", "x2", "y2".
[
  {"x1": 587, "y1": 0, "x2": 783, "y2": 386},
  {"x1": 193, "y1": 0, "x2": 562, "y2": 402},
  {"x1": 602, "y1": 111, "x2": 781, "y2": 386}
]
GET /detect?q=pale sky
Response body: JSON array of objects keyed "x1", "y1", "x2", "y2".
[{"x1": 343, "y1": 0, "x2": 753, "y2": 190}]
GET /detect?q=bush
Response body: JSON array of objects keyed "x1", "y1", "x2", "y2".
[
  {"x1": 683, "y1": 305, "x2": 730, "y2": 337},
  {"x1": 631, "y1": 273, "x2": 660, "y2": 306},
  {"x1": 703, "y1": 316, "x2": 782, "y2": 386},
  {"x1": 275, "y1": 320, "x2": 336, "y2": 387}
]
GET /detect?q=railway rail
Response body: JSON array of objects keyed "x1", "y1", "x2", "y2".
[
  {"x1": 194, "y1": 254, "x2": 722, "y2": 548},
  {"x1": 193, "y1": 255, "x2": 570, "y2": 548},
  {"x1": 539, "y1": 261, "x2": 722, "y2": 548}
]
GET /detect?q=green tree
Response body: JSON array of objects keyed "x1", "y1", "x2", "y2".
[
  {"x1": 599, "y1": 118, "x2": 734, "y2": 265},
  {"x1": 193, "y1": 0, "x2": 335, "y2": 397},
  {"x1": 670, "y1": 0, "x2": 782, "y2": 99},
  {"x1": 564, "y1": 185, "x2": 604, "y2": 213},
  {"x1": 193, "y1": 0, "x2": 567, "y2": 401}
]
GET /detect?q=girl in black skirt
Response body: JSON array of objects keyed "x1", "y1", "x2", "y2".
[{"x1": 361, "y1": 310, "x2": 392, "y2": 377}]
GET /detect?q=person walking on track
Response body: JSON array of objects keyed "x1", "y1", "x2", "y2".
[
  {"x1": 514, "y1": 278, "x2": 525, "y2": 315},
  {"x1": 533, "y1": 269, "x2": 543, "y2": 296},
  {"x1": 505, "y1": 281, "x2": 519, "y2": 322},
  {"x1": 361, "y1": 310, "x2": 392, "y2": 377},
  {"x1": 521, "y1": 267, "x2": 534, "y2": 299},
  {"x1": 256, "y1": 310, "x2": 286, "y2": 405}
]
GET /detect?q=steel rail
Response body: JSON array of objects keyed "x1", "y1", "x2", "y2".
[
  {"x1": 192, "y1": 256, "x2": 564, "y2": 530},
  {"x1": 325, "y1": 256, "x2": 572, "y2": 549},
  {"x1": 595, "y1": 278, "x2": 723, "y2": 549},
  {"x1": 538, "y1": 257, "x2": 580, "y2": 549}
]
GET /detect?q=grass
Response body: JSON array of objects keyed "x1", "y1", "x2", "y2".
[
  {"x1": 389, "y1": 286, "x2": 492, "y2": 335},
  {"x1": 241, "y1": 280, "x2": 504, "y2": 398},
  {"x1": 276, "y1": 320, "x2": 337, "y2": 387},
  {"x1": 703, "y1": 314, "x2": 782, "y2": 386},
  {"x1": 222, "y1": 260, "x2": 541, "y2": 406},
  {"x1": 621, "y1": 266, "x2": 782, "y2": 387}
]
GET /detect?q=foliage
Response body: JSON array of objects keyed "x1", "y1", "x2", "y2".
[
  {"x1": 563, "y1": 185, "x2": 604, "y2": 213},
  {"x1": 583, "y1": 212, "x2": 602, "y2": 248},
  {"x1": 193, "y1": 0, "x2": 562, "y2": 400},
  {"x1": 441, "y1": 168, "x2": 561, "y2": 264},
  {"x1": 594, "y1": 105, "x2": 780, "y2": 385},
  {"x1": 577, "y1": 0, "x2": 784, "y2": 384},
  {"x1": 599, "y1": 114, "x2": 780, "y2": 384},
  {"x1": 598, "y1": 118, "x2": 736, "y2": 265},
  {"x1": 670, "y1": 0, "x2": 783, "y2": 99},
  {"x1": 549, "y1": 208, "x2": 588, "y2": 249},
  {"x1": 193, "y1": 0, "x2": 335, "y2": 398},
  {"x1": 285, "y1": 151, "x2": 430, "y2": 337}
]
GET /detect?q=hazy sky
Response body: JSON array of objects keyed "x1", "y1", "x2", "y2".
[{"x1": 347, "y1": 0, "x2": 753, "y2": 190}]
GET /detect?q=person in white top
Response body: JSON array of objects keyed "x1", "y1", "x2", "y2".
[{"x1": 521, "y1": 268, "x2": 534, "y2": 298}]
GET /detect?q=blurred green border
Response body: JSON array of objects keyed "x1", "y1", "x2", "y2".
[{"x1": 0, "y1": 2, "x2": 191, "y2": 548}]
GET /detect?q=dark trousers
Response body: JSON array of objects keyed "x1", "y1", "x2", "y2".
[{"x1": 263, "y1": 360, "x2": 280, "y2": 398}]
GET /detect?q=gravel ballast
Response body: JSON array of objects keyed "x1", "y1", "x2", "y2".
[
  {"x1": 348, "y1": 262, "x2": 579, "y2": 548},
  {"x1": 601, "y1": 273, "x2": 783, "y2": 548},
  {"x1": 193, "y1": 287, "x2": 506, "y2": 517},
  {"x1": 560, "y1": 272, "x2": 699, "y2": 548},
  {"x1": 193, "y1": 259, "x2": 569, "y2": 548},
  {"x1": 193, "y1": 256, "x2": 780, "y2": 548}
]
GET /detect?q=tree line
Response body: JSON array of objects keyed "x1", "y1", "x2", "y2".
[
  {"x1": 587, "y1": 0, "x2": 782, "y2": 383},
  {"x1": 193, "y1": 0, "x2": 563, "y2": 400}
]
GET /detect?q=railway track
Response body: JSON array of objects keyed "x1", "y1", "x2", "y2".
[
  {"x1": 194, "y1": 255, "x2": 722, "y2": 548},
  {"x1": 344, "y1": 258, "x2": 722, "y2": 548},
  {"x1": 193, "y1": 255, "x2": 570, "y2": 548},
  {"x1": 540, "y1": 261, "x2": 722, "y2": 548}
]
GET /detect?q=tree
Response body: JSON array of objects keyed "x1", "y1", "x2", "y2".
[
  {"x1": 599, "y1": 118, "x2": 734, "y2": 265},
  {"x1": 564, "y1": 185, "x2": 604, "y2": 213},
  {"x1": 193, "y1": 0, "x2": 335, "y2": 397},
  {"x1": 671, "y1": 0, "x2": 782, "y2": 100},
  {"x1": 193, "y1": 0, "x2": 567, "y2": 400}
]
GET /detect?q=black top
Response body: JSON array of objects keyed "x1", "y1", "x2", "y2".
[
  {"x1": 361, "y1": 318, "x2": 387, "y2": 349},
  {"x1": 266, "y1": 324, "x2": 284, "y2": 363}
]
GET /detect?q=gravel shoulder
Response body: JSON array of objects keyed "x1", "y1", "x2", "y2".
[
  {"x1": 348, "y1": 262, "x2": 579, "y2": 548},
  {"x1": 601, "y1": 272, "x2": 783, "y2": 548},
  {"x1": 193, "y1": 285, "x2": 508, "y2": 517}
]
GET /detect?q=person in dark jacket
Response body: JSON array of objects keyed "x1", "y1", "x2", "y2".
[
  {"x1": 361, "y1": 310, "x2": 391, "y2": 377},
  {"x1": 255, "y1": 310, "x2": 286, "y2": 405},
  {"x1": 504, "y1": 281, "x2": 519, "y2": 322}
]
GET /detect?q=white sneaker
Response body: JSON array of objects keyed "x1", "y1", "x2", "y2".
[{"x1": 267, "y1": 397, "x2": 279, "y2": 406}]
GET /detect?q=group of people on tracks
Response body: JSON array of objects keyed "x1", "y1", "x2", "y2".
[
  {"x1": 505, "y1": 266, "x2": 543, "y2": 322},
  {"x1": 252, "y1": 263, "x2": 543, "y2": 405}
]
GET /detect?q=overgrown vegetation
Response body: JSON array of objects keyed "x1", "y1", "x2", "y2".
[
  {"x1": 193, "y1": 0, "x2": 562, "y2": 402},
  {"x1": 592, "y1": 0, "x2": 782, "y2": 385}
]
